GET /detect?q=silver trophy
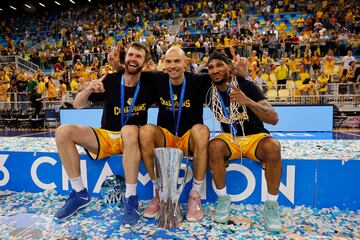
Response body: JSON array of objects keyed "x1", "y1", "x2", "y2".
[{"x1": 154, "y1": 147, "x2": 189, "y2": 229}]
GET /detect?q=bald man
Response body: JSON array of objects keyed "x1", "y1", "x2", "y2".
[{"x1": 139, "y1": 46, "x2": 212, "y2": 222}]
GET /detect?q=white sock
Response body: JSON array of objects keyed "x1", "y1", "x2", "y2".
[
  {"x1": 70, "y1": 176, "x2": 85, "y2": 192},
  {"x1": 267, "y1": 193, "x2": 278, "y2": 202},
  {"x1": 191, "y1": 178, "x2": 204, "y2": 194},
  {"x1": 215, "y1": 186, "x2": 227, "y2": 196},
  {"x1": 125, "y1": 183, "x2": 137, "y2": 198}
]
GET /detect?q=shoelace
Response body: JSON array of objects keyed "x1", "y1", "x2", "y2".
[
  {"x1": 63, "y1": 190, "x2": 76, "y2": 208},
  {"x1": 217, "y1": 196, "x2": 228, "y2": 210},
  {"x1": 126, "y1": 198, "x2": 138, "y2": 215},
  {"x1": 126, "y1": 199, "x2": 133, "y2": 215},
  {"x1": 189, "y1": 195, "x2": 200, "y2": 208},
  {"x1": 150, "y1": 198, "x2": 158, "y2": 206},
  {"x1": 266, "y1": 204, "x2": 279, "y2": 219}
]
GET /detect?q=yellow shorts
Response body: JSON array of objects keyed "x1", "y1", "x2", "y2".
[
  {"x1": 86, "y1": 128, "x2": 123, "y2": 160},
  {"x1": 212, "y1": 132, "x2": 270, "y2": 162},
  {"x1": 160, "y1": 127, "x2": 191, "y2": 155}
]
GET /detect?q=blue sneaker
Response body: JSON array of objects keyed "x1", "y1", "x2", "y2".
[
  {"x1": 54, "y1": 188, "x2": 91, "y2": 219},
  {"x1": 122, "y1": 195, "x2": 140, "y2": 226}
]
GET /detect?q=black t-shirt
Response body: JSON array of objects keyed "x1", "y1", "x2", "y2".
[
  {"x1": 88, "y1": 71, "x2": 156, "y2": 131},
  {"x1": 215, "y1": 77, "x2": 269, "y2": 136},
  {"x1": 151, "y1": 71, "x2": 212, "y2": 136},
  {"x1": 16, "y1": 80, "x2": 28, "y2": 93},
  {"x1": 30, "y1": 93, "x2": 42, "y2": 109}
]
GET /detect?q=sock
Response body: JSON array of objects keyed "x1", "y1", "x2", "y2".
[
  {"x1": 70, "y1": 176, "x2": 85, "y2": 192},
  {"x1": 125, "y1": 183, "x2": 137, "y2": 198},
  {"x1": 267, "y1": 193, "x2": 279, "y2": 202},
  {"x1": 191, "y1": 178, "x2": 204, "y2": 194},
  {"x1": 215, "y1": 186, "x2": 227, "y2": 196}
]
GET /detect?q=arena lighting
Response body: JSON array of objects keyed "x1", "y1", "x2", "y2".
[
  {"x1": 54, "y1": 1, "x2": 61, "y2": 5},
  {"x1": 39, "y1": 2, "x2": 46, "y2": 7},
  {"x1": 10, "y1": 5, "x2": 17, "y2": 10},
  {"x1": 25, "y1": 4, "x2": 32, "y2": 9},
  {"x1": 0, "y1": 8, "x2": 3, "y2": 11},
  {"x1": 69, "y1": 0, "x2": 75, "y2": 4},
  {"x1": 88, "y1": 0, "x2": 91, "y2": 2}
]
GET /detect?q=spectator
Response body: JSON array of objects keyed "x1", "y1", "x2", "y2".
[
  {"x1": 312, "y1": 51, "x2": 321, "y2": 77},
  {"x1": 46, "y1": 76, "x2": 58, "y2": 101},
  {"x1": 342, "y1": 50, "x2": 355, "y2": 77},
  {"x1": 0, "y1": 79, "x2": 8, "y2": 110},
  {"x1": 317, "y1": 72, "x2": 328, "y2": 104},
  {"x1": 323, "y1": 50, "x2": 336, "y2": 93},
  {"x1": 296, "y1": 16, "x2": 305, "y2": 33},
  {"x1": 354, "y1": 71, "x2": 360, "y2": 107},
  {"x1": 346, "y1": 60, "x2": 357, "y2": 94},
  {"x1": 29, "y1": 89, "x2": 43, "y2": 117},
  {"x1": 254, "y1": 70, "x2": 268, "y2": 94},
  {"x1": 303, "y1": 48, "x2": 312, "y2": 74},
  {"x1": 62, "y1": 67, "x2": 72, "y2": 89},
  {"x1": 37, "y1": 75, "x2": 46, "y2": 96},
  {"x1": 157, "y1": 54, "x2": 166, "y2": 71},
  {"x1": 288, "y1": 55, "x2": 300, "y2": 81},
  {"x1": 16, "y1": 73, "x2": 28, "y2": 114},
  {"x1": 70, "y1": 76, "x2": 79, "y2": 99},
  {"x1": 275, "y1": 59, "x2": 288, "y2": 90},
  {"x1": 338, "y1": 75, "x2": 348, "y2": 106}
]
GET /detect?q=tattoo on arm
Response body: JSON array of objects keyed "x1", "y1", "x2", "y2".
[{"x1": 255, "y1": 101, "x2": 273, "y2": 113}]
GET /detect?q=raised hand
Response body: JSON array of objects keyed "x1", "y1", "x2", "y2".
[
  {"x1": 108, "y1": 42, "x2": 123, "y2": 71},
  {"x1": 228, "y1": 83, "x2": 250, "y2": 105},
  {"x1": 233, "y1": 55, "x2": 249, "y2": 78},
  {"x1": 86, "y1": 71, "x2": 108, "y2": 93}
]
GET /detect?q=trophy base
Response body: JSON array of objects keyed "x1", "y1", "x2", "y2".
[{"x1": 156, "y1": 200, "x2": 182, "y2": 229}]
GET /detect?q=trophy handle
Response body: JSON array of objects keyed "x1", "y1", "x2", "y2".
[{"x1": 173, "y1": 156, "x2": 189, "y2": 216}]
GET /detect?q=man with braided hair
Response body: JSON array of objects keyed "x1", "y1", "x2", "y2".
[{"x1": 207, "y1": 52, "x2": 283, "y2": 232}]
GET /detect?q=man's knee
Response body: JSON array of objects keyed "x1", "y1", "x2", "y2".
[
  {"x1": 258, "y1": 137, "x2": 281, "y2": 162},
  {"x1": 55, "y1": 124, "x2": 75, "y2": 143},
  {"x1": 121, "y1": 125, "x2": 139, "y2": 144},
  {"x1": 139, "y1": 124, "x2": 158, "y2": 142},
  {"x1": 190, "y1": 124, "x2": 210, "y2": 143},
  {"x1": 208, "y1": 140, "x2": 228, "y2": 162}
]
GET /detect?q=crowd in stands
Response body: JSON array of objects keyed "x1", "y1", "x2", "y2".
[{"x1": 0, "y1": 0, "x2": 359, "y2": 114}]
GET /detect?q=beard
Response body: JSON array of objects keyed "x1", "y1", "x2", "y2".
[
  {"x1": 212, "y1": 73, "x2": 231, "y2": 86},
  {"x1": 125, "y1": 62, "x2": 144, "y2": 74},
  {"x1": 213, "y1": 78, "x2": 227, "y2": 86}
]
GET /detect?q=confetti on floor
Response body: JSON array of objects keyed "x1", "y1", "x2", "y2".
[
  {"x1": 1, "y1": 137, "x2": 359, "y2": 160},
  {"x1": 1, "y1": 190, "x2": 359, "y2": 239},
  {"x1": 1, "y1": 134, "x2": 359, "y2": 238}
]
